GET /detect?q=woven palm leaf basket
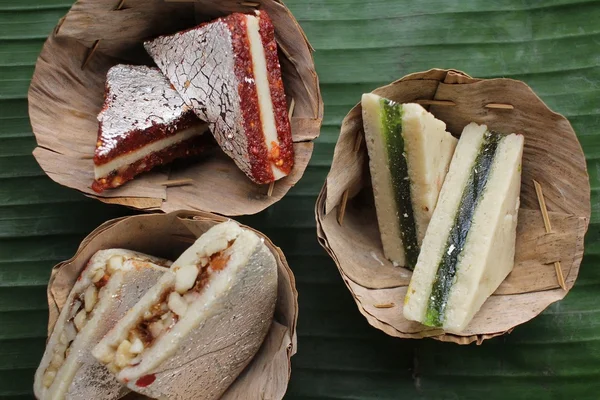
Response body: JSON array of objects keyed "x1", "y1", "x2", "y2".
[{"x1": 316, "y1": 69, "x2": 590, "y2": 344}]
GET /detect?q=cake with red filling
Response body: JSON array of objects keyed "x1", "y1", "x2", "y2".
[
  {"x1": 93, "y1": 65, "x2": 210, "y2": 193},
  {"x1": 144, "y1": 10, "x2": 294, "y2": 185}
]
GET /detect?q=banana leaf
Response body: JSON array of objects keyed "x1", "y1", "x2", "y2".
[{"x1": 1, "y1": 0, "x2": 599, "y2": 399}]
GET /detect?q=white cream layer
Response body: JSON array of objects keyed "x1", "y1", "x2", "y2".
[
  {"x1": 246, "y1": 14, "x2": 286, "y2": 180},
  {"x1": 94, "y1": 125, "x2": 205, "y2": 179}
]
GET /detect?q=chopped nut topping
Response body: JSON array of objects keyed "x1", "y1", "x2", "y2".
[
  {"x1": 107, "y1": 255, "x2": 124, "y2": 274},
  {"x1": 110, "y1": 241, "x2": 236, "y2": 373},
  {"x1": 42, "y1": 370, "x2": 56, "y2": 387},
  {"x1": 175, "y1": 264, "x2": 199, "y2": 294},
  {"x1": 84, "y1": 285, "x2": 98, "y2": 312},
  {"x1": 92, "y1": 269, "x2": 106, "y2": 283},
  {"x1": 130, "y1": 337, "x2": 144, "y2": 354},
  {"x1": 115, "y1": 340, "x2": 133, "y2": 368},
  {"x1": 43, "y1": 255, "x2": 127, "y2": 388},
  {"x1": 167, "y1": 291, "x2": 188, "y2": 317},
  {"x1": 74, "y1": 309, "x2": 87, "y2": 331}
]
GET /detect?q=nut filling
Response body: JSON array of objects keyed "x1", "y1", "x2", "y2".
[
  {"x1": 42, "y1": 255, "x2": 125, "y2": 388},
  {"x1": 107, "y1": 241, "x2": 235, "y2": 374}
]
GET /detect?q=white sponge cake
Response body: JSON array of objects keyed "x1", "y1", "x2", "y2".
[
  {"x1": 403, "y1": 123, "x2": 523, "y2": 333},
  {"x1": 361, "y1": 94, "x2": 457, "y2": 269}
]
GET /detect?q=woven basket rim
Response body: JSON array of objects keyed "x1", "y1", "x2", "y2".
[{"x1": 29, "y1": 0, "x2": 323, "y2": 216}]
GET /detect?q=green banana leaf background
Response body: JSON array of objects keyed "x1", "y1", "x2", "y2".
[{"x1": 1, "y1": 0, "x2": 599, "y2": 398}]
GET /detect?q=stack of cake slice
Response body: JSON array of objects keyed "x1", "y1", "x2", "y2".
[
  {"x1": 362, "y1": 93, "x2": 524, "y2": 333},
  {"x1": 93, "y1": 10, "x2": 294, "y2": 192}
]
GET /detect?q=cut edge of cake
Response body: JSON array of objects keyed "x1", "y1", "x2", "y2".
[
  {"x1": 361, "y1": 93, "x2": 457, "y2": 269},
  {"x1": 362, "y1": 93, "x2": 406, "y2": 267},
  {"x1": 401, "y1": 103, "x2": 457, "y2": 243},
  {"x1": 403, "y1": 122, "x2": 523, "y2": 333}
]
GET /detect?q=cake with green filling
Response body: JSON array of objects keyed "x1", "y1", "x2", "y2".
[
  {"x1": 361, "y1": 94, "x2": 457, "y2": 270},
  {"x1": 403, "y1": 122, "x2": 524, "y2": 333}
]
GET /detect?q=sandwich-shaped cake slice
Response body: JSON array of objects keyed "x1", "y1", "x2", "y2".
[
  {"x1": 144, "y1": 11, "x2": 294, "y2": 184},
  {"x1": 93, "y1": 221, "x2": 278, "y2": 400},
  {"x1": 93, "y1": 64, "x2": 211, "y2": 193},
  {"x1": 34, "y1": 249, "x2": 170, "y2": 400},
  {"x1": 403, "y1": 123, "x2": 524, "y2": 333},
  {"x1": 362, "y1": 94, "x2": 457, "y2": 269}
]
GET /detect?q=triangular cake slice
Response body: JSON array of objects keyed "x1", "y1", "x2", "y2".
[
  {"x1": 144, "y1": 11, "x2": 294, "y2": 184},
  {"x1": 361, "y1": 94, "x2": 457, "y2": 269},
  {"x1": 403, "y1": 123, "x2": 524, "y2": 333},
  {"x1": 93, "y1": 65, "x2": 210, "y2": 193},
  {"x1": 34, "y1": 249, "x2": 171, "y2": 400}
]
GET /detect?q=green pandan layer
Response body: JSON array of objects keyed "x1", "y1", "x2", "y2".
[
  {"x1": 380, "y1": 99, "x2": 419, "y2": 270},
  {"x1": 424, "y1": 130, "x2": 502, "y2": 327}
]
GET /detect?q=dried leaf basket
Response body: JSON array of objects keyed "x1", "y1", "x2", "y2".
[
  {"x1": 29, "y1": 0, "x2": 323, "y2": 216},
  {"x1": 316, "y1": 69, "x2": 590, "y2": 344},
  {"x1": 47, "y1": 211, "x2": 298, "y2": 399}
]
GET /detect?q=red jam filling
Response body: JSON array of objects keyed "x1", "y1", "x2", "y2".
[
  {"x1": 258, "y1": 12, "x2": 294, "y2": 175},
  {"x1": 135, "y1": 374, "x2": 156, "y2": 387}
]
